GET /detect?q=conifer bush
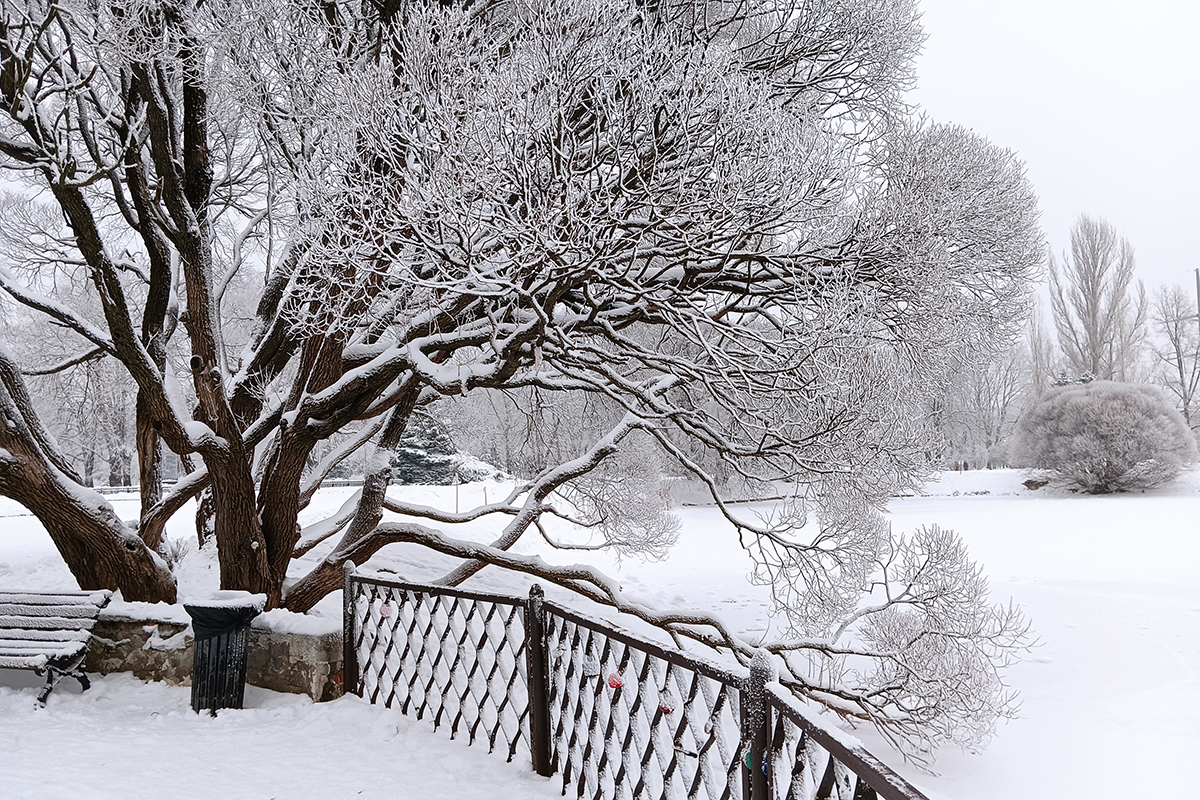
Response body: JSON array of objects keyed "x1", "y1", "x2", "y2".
[
  {"x1": 390, "y1": 413, "x2": 460, "y2": 485},
  {"x1": 1010, "y1": 381, "x2": 1197, "y2": 493}
]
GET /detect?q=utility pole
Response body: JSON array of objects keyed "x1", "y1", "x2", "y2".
[{"x1": 1194, "y1": 267, "x2": 1200, "y2": 341}]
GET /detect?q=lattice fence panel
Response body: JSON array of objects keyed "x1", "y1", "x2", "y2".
[
  {"x1": 344, "y1": 571, "x2": 926, "y2": 800},
  {"x1": 349, "y1": 578, "x2": 531, "y2": 761},
  {"x1": 544, "y1": 607, "x2": 747, "y2": 800},
  {"x1": 764, "y1": 696, "x2": 879, "y2": 800}
]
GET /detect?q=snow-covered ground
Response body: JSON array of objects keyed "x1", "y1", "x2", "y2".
[
  {"x1": 2, "y1": 469, "x2": 1198, "y2": 799},
  {"x1": 0, "y1": 671, "x2": 562, "y2": 800}
]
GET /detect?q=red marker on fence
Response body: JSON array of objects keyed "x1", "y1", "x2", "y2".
[
  {"x1": 658, "y1": 688, "x2": 677, "y2": 714},
  {"x1": 607, "y1": 672, "x2": 624, "y2": 689}
]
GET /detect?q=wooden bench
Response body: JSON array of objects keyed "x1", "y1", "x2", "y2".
[{"x1": 0, "y1": 590, "x2": 112, "y2": 704}]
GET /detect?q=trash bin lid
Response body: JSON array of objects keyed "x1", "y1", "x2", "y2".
[{"x1": 183, "y1": 592, "x2": 267, "y2": 640}]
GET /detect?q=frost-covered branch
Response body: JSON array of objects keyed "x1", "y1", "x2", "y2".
[{"x1": 18, "y1": 345, "x2": 107, "y2": 376}]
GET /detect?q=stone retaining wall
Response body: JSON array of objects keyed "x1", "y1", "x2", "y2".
[
  {"x1": 86, "y1": 613, "x2": 343, "y2": 702},
  {"x1": 246, "y1": 626, "x2": 343, "y2": 702}
]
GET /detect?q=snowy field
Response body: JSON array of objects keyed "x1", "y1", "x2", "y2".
[{"x1": 2, "y1": 469, "x2": 1199, "y2": 799}]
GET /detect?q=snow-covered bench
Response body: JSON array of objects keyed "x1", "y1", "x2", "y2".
[{"x1": 0, "y1": 590, "x2": 112, "y2": 704}]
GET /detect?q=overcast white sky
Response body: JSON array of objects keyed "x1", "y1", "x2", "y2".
[{"x1": 908, "y1": 0, "x2": 1200, "y2": 294}]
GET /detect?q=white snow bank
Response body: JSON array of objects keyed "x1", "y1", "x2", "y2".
[
  {"x1": 914, "y1": 469, "x2": 1032, "y2": 496},
  {"x1": 916, "y1": 465, "x2": 1200, "y2": 498},
  {"x1": 253, "y1": 607, "x2": 341, "y2": 637},
  {"x1": 101, "y1": 598, "x2": 192, "y2": 626}
]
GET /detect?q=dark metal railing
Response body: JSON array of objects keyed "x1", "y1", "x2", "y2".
[
  {"x1": 541, "y1": 600, "x2": 746, "y2": 800},
  {"x1": 343, "y1": 569, "x2": 529, "y2": 761},
  {"x1": 756, "y1": 671, "x2": 930, "y2": 800},
  {"x1": 343, "y1": 565, "x2": 932, "y2": 800}
]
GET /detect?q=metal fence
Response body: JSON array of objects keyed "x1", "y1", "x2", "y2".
[
  {"x1": 343, "y1": 570, "x2": 530, "y2": 761},
  {"x1": 343, "y1": 565, "x2": 931, "y2": 800},
  {"x1": 541, "y1": 600, "x2": 746, "y2": 800},
  {"x1": 757, "y1": 676, "x2": 930, "y2": 800}
]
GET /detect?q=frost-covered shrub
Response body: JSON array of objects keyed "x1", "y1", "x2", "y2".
[{"x1": 1010, "y1": 381, "x2": 1197, "y2": 493}]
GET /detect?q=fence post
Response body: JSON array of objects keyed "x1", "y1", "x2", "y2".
[
  {"x1": 742, "y1": 649, "x2": 773, "y2": 800},
  {"x1": 526, "y1": 583, "x2": 553, "y2": 777},
  {"x1": 342, "y1": 561, "x2": 359, "y2": 697}
]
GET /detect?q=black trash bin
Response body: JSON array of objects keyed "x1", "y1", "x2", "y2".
[{"x1": 184, "y1": 592, "x2": 266, "y2": 715}]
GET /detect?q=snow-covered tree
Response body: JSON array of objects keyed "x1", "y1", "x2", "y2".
[
  {"x1": 1049, "y1": 214, "x2": 1148, "y2": 382},
  {"x1": 1010, "y1": 380, "x2": 1197, "y2": 493},
  {"x1": 389, "y1": 411, "x2": 461, "y2": 485},
  {"x1": 0, "y1": 0, "x2": 1041, "y2": 752},
  {"x1": 932, "y1": 342, "x2": 1032, "y2": 469},
  {"x1": 1026, "y1": 297, "x2": 1058, "y2": 399},
  {"x1": 1149, "y1": 283, "x2": 1200, "y2": 430}
]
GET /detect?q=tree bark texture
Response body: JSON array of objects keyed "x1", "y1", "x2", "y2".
[{"x1": 0, "y1": 353, "x2": 175, "y2": 602}]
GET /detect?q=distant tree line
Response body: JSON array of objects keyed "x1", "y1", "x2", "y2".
[{"x1": 929, "y1": 213, "x2": 1200, "y2": 475}]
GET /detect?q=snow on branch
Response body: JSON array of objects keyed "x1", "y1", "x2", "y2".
[
  {"x1": 18, "y1": 345, "x2": 107, "y2": 376},
  {"x1": 0, "y1": 268, "x2": 117, "y2": 356}
]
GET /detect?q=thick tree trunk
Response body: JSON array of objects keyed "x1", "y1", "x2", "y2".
[
  {"x1": 256, "y1": 431, "x2": 313, "y2": 606},
  {"x1": 205, "y1": 450, "x2": 273, "y2": 598},
  {"x1": 188, "y1": 355, "x2": 273, "y2": 600},
  {"x1": 0, "y1": 393, "x2": 176, "y2": 603},
  {"x1": 256, "y1": 335, "x2": 350, "y2": 607},
  {"x1": 0, "y1": 461, "x2": 177, "y2": 602},
  {"x1": 135, "y1": 393, "x2": 163, "y2": 548}
]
